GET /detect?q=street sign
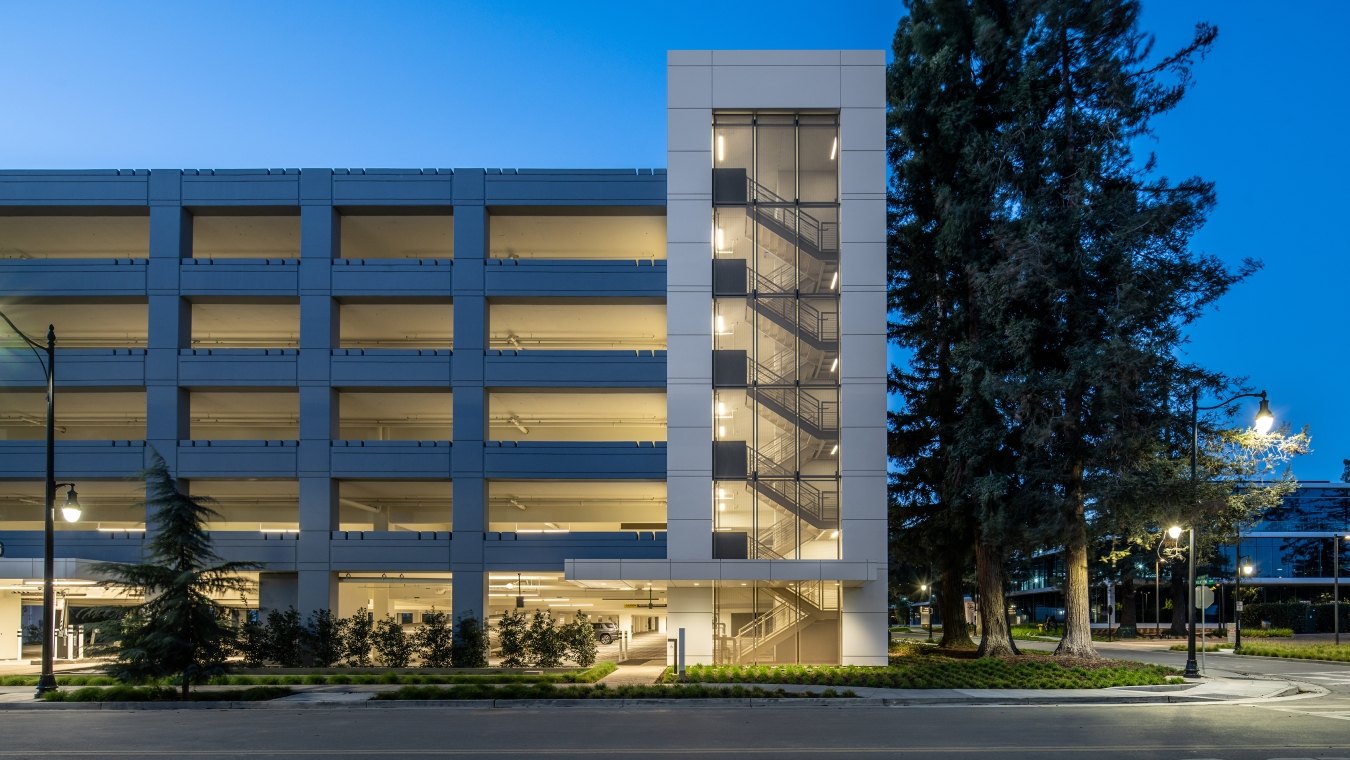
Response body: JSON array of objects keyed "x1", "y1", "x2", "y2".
[
  {"x1": 1236, "y1": 601, "x2": 1245, "y2": 612},
  {"x1": 1195, "y1": 586, "x2": 1215, "y2": 609}
]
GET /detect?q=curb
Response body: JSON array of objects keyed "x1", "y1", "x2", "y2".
[{"x1": 0, "y1": 688, "x2": 1303, "y2": 710}]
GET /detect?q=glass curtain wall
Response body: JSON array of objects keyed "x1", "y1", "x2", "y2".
[{"x1": 711, "y1": 112, "x2": 840, "y2": 561}]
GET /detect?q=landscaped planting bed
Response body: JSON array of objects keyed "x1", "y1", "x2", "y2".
[
  {"x1": 42, "y1": 686, "x2": 293, "y2": 702},
  {"x1": 376, "y1": 683, "x2": 855, "y2": 700},
  {"x1": 679, "y1": 645, "x2": 1181, "y2": 689}
]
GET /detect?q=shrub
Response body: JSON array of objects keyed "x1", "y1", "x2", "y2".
[
  {"x1": 307, "y1": 609, "x2": 343, "y2": 667},
  {"x1": 562, "y1": 612, "x2": 598, "y2": 668},
  {"x1": 452, "y1": 614, "x2": 489, "y2": 668},
  {"x1": 415, "y1": 609, "x2": 455, "y2": 668},
  {"x1": 266, "y1": 607, "x2": 308, "y2": 667},
  {"x1": 496, "y1": 609, "x2": 528, "y2": 667},
  {"x1": 525, "y1": 610, "x2": 566, "y2": 668},
  {"x1": 1241, "y1": 602, "x2": 1315, "y2": 633},
  {"x1": 342, "y1": 611, "x2": 374, "y2": 666},
  {"x1": 372, "y1": 615, "x2": 413, "y2": 667},
  {"x1": 237, "y1": 617, "x2": 270, "y2": 666}
]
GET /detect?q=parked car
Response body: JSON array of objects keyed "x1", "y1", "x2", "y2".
[{"x1": 591, "y1": 621, "x2": 620, "y2": 644}]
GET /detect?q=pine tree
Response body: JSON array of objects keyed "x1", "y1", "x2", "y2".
[{"x1": 94, "y1": 450, "x2": 258, "y2": 698}]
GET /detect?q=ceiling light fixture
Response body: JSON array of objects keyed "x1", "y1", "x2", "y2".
[
  {"x1": 508, "y1": 415, "x2": 529, "y2": 434},
  {"x1": 829, "y1": 271, "x2": 838, "y2": 290},
  {"x1": 830, "y1": 358, "x2": 838, "y2": 372},
  {"x1": 509, "y1": 499, "x2": 526, "y2": 511},
  {"x1": 829, "y1": 136, "x2": 838, "y2": 161},
  {"x1": 830, "y1": 444, "x2": 839, "y2": 455},
  {"x1": 717, "y1": 134, "x2": 725, "y2": 162}
]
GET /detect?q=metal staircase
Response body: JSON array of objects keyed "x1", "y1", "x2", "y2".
[
  {"x1": 727, "y1": 581, "x2": 840, "y2": 664},
  {"x1": 744, "y1": 178, "x2": 839, "y2": 265}
]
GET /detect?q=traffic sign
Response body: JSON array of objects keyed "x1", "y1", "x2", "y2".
[{"x1": 1195, "y1": 586, "x2": 1215, "y2": 609}]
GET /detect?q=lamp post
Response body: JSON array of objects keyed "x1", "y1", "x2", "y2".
[
  {"x1": 0, "y1": 312, "x2": 81, "y2": 697},
  {"x1": 921, "y1": 583, "x2": 934, "y2": 642},
  {"x1": 1183, "y1": 388, "x2": 1274, "y2": 678},
  {"x1": 1234, "y1": 559, "x2": 1253, "y2": 651},
  {"x1": 1336, "y1": 533, "x2": 1349, "y2": 646}
]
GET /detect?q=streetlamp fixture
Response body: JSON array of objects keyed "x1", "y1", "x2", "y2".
[
  {"x1": 920, "y1": 583, "x2": 934, "y2": 642},
  {"x1": 1185, "y1": 388, "x2": 1274, "y2": 679},
  {"x1": 0, "y1": 311, "x2": 75, "y2": 697},
  {"x1": 1234, "y1": 559, "x2": 1253, "y2": 651},
  {"x1": 1336, "y1": 533, "x2": 1349, "y2": 646}
]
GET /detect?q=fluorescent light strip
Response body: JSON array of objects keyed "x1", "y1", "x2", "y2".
[
  {"x1": 717, "y1": 135, "x2": 725, "y2": 162},
  {"x1": 829, "y1": 136, "x2": 838, "y2": 161}
]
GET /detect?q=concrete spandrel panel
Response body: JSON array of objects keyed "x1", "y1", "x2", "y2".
[
  {"x1": 618, "y1": 559, "x2": 674, "y2": 580},
  {"x1": 667, "y1": 108, "x2": 713, "y2": 152},
  {"x1": 668, "y1": 65, "x2": 713, "y2": 108},
  {"x1": 712, "y1": 66, "x2": 841, "y2": 109},
  {"x1": 0, "y1": 260, "x2": 147, "y2": 296},
  {"x1": 670, "y1": 561, "x2": 723, "y2": 581}
]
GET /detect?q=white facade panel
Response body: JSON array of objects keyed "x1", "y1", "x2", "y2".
[{"x1": 711, "y1": 66, "x2": 842, "y2": 109}]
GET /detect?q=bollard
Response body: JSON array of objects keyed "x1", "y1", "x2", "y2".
[
  {"x1": 677, "y1": 627, "x2": 686, "y2": 680},
  {"x1": 15, "y1": 629, "x2": 21, "y2": 661}
]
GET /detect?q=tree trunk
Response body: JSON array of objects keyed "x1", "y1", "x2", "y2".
[
  {"x1": 937, "y1": 563, "x2": 974, "y2": 649},
  {"x1": 1169, "y1": 562, "x2": 1188, "y2": 636},
  {"x1": 1054, "y1": 507, "x2": 1099, "y2": 658},
  {"x1": 975, "y1": 540, "x2": 1019, "y2": 657},
  {"x1": 1117, "y1": 574, "x2": 1137, "y2": 637},
  {"x1": 181, "y1": 674, "x2": 189, "y2": 701}
]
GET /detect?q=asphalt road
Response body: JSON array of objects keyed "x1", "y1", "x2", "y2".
[
  {"x1": 1, "y1": 701, "x2": 1348, "y2": 760},
  {"x1": 3, "y1": 639, "x2": 1347, "y2": 760}
]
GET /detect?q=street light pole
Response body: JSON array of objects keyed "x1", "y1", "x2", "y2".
[
  {"x1": 1336, "y1": 534, "x2": 1344, "y2": 646},
  {"x1": 1187, "y1": 387, "x2": 1274, "y2": 679},
  {"x1": 0, "y1": 313, "x2": 62, "y2": 696}
]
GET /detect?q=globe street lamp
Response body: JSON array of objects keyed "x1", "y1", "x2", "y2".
[
  {"x1": 0, "y1": 311, "x2": 78, "y2": 697},
  {"x1": 1184, "y1": 389, "x2": 1274, "y2": 678}
]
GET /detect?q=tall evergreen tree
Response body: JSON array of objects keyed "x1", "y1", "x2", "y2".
[
  {"x1": 888, "y1": 0, "x2": 1025, "y2": 656},
  {"x1": 95, "y1": 450, "x2": 258, "y2": 698},
  {"x1": 890, "y1": 0, "x2": 1245, "y2": 658}
]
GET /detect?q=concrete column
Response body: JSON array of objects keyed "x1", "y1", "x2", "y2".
[
  {"x1": 841, "y1": 578, "x2": 888, "y2": 666},
  {"x1": 297, "y1": 570, "x2": 337, "y2": 618},
  {"x1": 451, "y1": 175, "x2": 488, "y2": 626},
  {"x1": 0, "y1": 593, "x2": 21, "y2": 661},
  {"x1": 666, "y1": 53, "x2": 715, "y2": 561},
  {"x1": 666, "y1": 586, "x2": 714, "y2": 665}
]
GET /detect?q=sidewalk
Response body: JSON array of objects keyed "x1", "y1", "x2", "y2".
[{"x1": 0, "y1": 671, "x2": 1312, "y2": 709}]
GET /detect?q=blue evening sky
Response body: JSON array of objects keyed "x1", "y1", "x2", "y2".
[{"x1": 2, "y1": 1, "x2": 1345, "y2": 480}]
